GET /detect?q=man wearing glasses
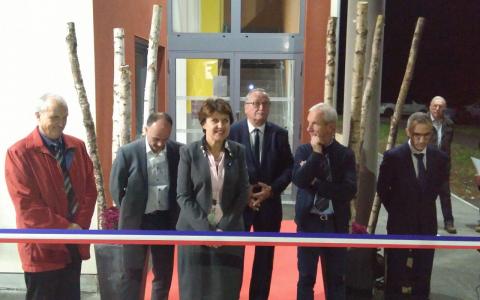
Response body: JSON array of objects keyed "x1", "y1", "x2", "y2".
[
  {"x1": 377, "y1": 112, "x2": 448, "y2": 299},
  {"x1": 229, "y1": 88, "x2": 294, "y2": 300}
]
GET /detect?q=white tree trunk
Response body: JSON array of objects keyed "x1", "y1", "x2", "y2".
[
  {"x1": 354, "y1": 15, "x2": 384, "y2": 226},
  {"x1": 324, "y1": 17, "x2": 337, "y2": 107},
  {"x1": 143, "y1": 4, "x2": 162, "y2": 125},
  {"x1": 66, "y1": 22, "x2": 106, "y2": 227},
  {"x1": 368, "y1": 17, "x2": 425, "y2": 234},
  {"x1": 112, "y1": 28, "x2": 126, "y2": 161},
  {"x1": 347, "y1": 1, "x2": 368, "y2": 222},
  {"x1": 119, "y1": 65, "x2": 132, "y2": 146},
  {"x1": 359, "y1": 15, "x2": 384, "y2": 149},
  {"x1": 348, "y1": 1, "x2": 368, "y2": 159}
]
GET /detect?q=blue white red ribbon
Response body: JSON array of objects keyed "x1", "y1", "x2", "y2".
[{"x1": 0, "y1": 229, "x2": 479, "y2": 249}]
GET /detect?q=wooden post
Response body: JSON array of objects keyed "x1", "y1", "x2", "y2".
[
  {"x1": 66, "y1": 22, "x2": 107, "y2": 227},
  {"x1": 354, "y1": 15, "x2": 385, "y2": 226},
  {"x1": 143, "y1": 4, "x2": 162, "y2": 124},
  {"x1": 112, "y1": 28, "x2": 131, "y2": 161},
  {"x1": 367, "y1": 17, "x2": 426, "y2": 234},
  {"x1": 348, "y1": 1, "x2": 368, "y2": 221},
  {"x1": 348, "y1": 1, "x2": 368, "y2": 159},
  {"x1": 112, "y1": 28, "x2": 125, "y2": 161},
  {"x1": 119, "y1": 65, "x2": 132, "y2": 146},
  {"x1": 359, "y1": 15, "x2": 384, "y2": 150},
  {"x1": 324, "y1": 17, "x2": 337, "y2": 107}
]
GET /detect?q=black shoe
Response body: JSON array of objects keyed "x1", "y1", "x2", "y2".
[{"x1": 444, "y1": 222, "x2": 457, "y2": 234}]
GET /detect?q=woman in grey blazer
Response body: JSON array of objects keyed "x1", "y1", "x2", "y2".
[{"x1": 176, "y1": 98, "x2": 250, "y2": 300}]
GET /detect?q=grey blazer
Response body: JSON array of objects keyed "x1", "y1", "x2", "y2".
[
  {"x1": 176, "y1": 139, "x2": 250, "y2": 232},
  {"x1": 110, "y1": 138, "x2": 182, "y2": 229}
]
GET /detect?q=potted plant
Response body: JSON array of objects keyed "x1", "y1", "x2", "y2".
[{"x1": 94, "y1": 206, "x2": 123, "y2": 299}]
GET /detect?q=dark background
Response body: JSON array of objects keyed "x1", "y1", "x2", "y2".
[{"x1": 382, "y1": 0, "x2": 480, "y2": 108}]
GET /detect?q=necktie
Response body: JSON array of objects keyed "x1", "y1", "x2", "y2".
[
  {"x1": 253, "y1": 128, "x2": 260, "y2": 163},
  {"x1": 314, "y1": 154, "x2": 332, "y2": 212},
  {"x1": 53, "y1": 145, "x2": 78, "y2": 220},
  {"x1": 414, "y1": 153, "x2": 427, "y2": 191}
]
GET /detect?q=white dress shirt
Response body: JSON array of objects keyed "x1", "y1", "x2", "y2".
[{"x1": 145, "y1": 139, "x2": 170, "y2": 214}]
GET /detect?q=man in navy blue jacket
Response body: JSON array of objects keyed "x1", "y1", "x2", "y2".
[
  {"x1": 229, "y1": 88, "x2": 293, "y2": 300},
  {"x1": 378, "y1": 112, "x2": 448, "y2": 299},
  {"x1": 293, "y1": 103, "x2": 357, "y2": 300}
]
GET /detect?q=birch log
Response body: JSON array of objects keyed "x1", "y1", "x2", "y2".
[
  {"x1": 66, "y1": 22, "x2": 106, "y2": 226},
  {"x1": 348, "y1": 1, "x2": 368, "y2": 159},
  {"x1": 143, "y1": 4, "x2": 162, "y2": 124},
  {"x1": 119, "y1": 65, "x2": 132, "y2": 146},
  {"x1": 347, "y1": 1, "x2": 368, "y2": 221},
  {"x1": 112, "y1": 28, "x2": 131, "y2": 161},
  {"x1": 324, "y1": 17, "x2": 337, "y2": 107},
  {"x1": 359, "y1": 15, "x2": 384, "y2": 149},
  {"x1": 354, "y1": 15, "x2": 384, "y2": 226},
  {"x1": 112, "y1": 28, "x2": 126, "y2": 161},
  {"x1": 367, "y1": 17, "x2": 425, "y2": 234}
]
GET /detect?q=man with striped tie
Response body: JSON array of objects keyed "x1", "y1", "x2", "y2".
[{"x1": 5, "y1": 93, "x2": 97, "y2": 300}]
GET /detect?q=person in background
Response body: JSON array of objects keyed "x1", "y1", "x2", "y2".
[
  {"x1": 176, "y1": 98, "x2": 250, "y2": 300},
  {"x1": 293, "y1": 103, "x2": 357, "y2": 300},
  {"x1": 428, "y1": 95, "x2": 456, "y2": 234},
  {"x1": 5, "y1": 93, "x2": 97, "y2": 300},
  {"x1": 110, "y1": 112, "x2": 181, "y2": 300},
  {"x1": 229, "y1": 88, "x2": 293, "y2": 300},
  {"x1": 378, "y1": 112, "x2": 448, "y2": 299},
  {"x1": 475, "y1": 146, "x2": 480, "y2": 232}
]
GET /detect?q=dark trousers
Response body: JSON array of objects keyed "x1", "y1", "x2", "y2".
[
  {"x1": 439, "y1": 179, "x2": 454, "y2": 224},
  {"x1": 244, "y1": 206, "x2": 282, "y2": 300},
  {"x1": 119, "y1": 211, "x2": 174, "y2": 300},
  {"x1": 297, "y1": 214, "x2": 347, "y2": 300},
  {"x1": 385, "y1": 248, "x2": 434, "y2": 299},
  {"x1": 24, "y1": 245, "x2": 82, "y2": 300}
]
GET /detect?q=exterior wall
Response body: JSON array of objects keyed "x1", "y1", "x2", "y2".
[
  {"x1": 0, "y1": 0, "x2": 96, "y2": 272},
  {"x1": 93, "y1": 0, "x2": 167, "y2": 205},
  {"x1": 302, "y1": 0, "x2": 330, "y2": 142}
]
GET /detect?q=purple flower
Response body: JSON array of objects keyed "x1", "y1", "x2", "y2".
[{"x1": 100, "y1": 207, "x2": 119, "y2": 230}]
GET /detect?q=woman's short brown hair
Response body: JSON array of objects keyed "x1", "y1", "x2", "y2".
[{"x1": 198, "y1": 98, "x2": 234, "y2": 126}]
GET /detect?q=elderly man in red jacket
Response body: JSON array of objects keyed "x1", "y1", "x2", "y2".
[{"x1": 5, "y1": 93, "x2": 97, "y2": 300}]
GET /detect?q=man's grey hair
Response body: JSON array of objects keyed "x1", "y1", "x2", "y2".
[
  {"x1": 406, "y1": 112, "x2": 432, "y2": 132},
  {"x1": 246, "y1": 88, "x2": 270, "y2": 101},
  {"x1": 430, "y1": 95, "x2": 447, "y2": 106},
  {"x1": 309, "y1": 102, "x2": 338, "y2": 124},
  {"x1": 35, "y1": 93, "x2": 68, "y2": 113}
]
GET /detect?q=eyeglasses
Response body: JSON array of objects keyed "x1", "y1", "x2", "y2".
[
  {"x1": 412, "y1": 132, "x2": 432, "y2": 140},
  {"x1": 245, "y1": 101, "x2": 271, "y2": 108}
]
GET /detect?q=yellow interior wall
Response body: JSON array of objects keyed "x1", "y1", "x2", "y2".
[
  {"x1": 186, "y1": 0, "x2": 223, "y2": 111},
  {"x1": 201, "y1": 0, "x2": 224, "y2": 33},
  {"x1": 186, "y1": 59, "x2": 219, "y2": 97}
]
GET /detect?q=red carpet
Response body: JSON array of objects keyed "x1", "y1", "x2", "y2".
[{"x1": 144, "y1": 220, "x2": 325, "y2": 299}]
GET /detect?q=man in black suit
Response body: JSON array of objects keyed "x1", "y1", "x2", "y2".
[
  {"x1": 428, "y1": 96, "x2": 456, "y2": 234},
  {"x1": 377, "y1": 112, "x2": 448, "y2": 299},
  {"x1": 229, "y1": 88, "x2": 294, "y2": 300},
  {"x1": 110, "y1": 112, "x2": 182, "y2": 300},
  {"x1": 293, "y1": 103, "x2": 357, "y2": 300}
]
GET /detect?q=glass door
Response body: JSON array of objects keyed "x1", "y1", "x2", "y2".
[
  {"x1": 169, "y1": 53, "x2": 234, "y2": 144},
  {"x1": 169, "y1": 53, "x2": 302, "y2": 151}
]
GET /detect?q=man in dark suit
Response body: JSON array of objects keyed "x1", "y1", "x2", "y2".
[
  {"x1": 293, "y1": 103, "x2": 357, "y2": 300},
  {"x1": 229, "y1": 88, "x2": 294, "y2": 300},
  {"x1": 428, "y1": 96, "x2": 456, "y2": 234},
  {"x1": 378, "y1": 112, "x2": 448, "y2": 299},
  {"x1": 110, "y1": 112, "x2": 181, "y2": 300}
]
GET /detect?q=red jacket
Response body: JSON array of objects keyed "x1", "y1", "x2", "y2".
[{"x1": 5, "y1": 128, "x2": 97, "y2": 272}]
